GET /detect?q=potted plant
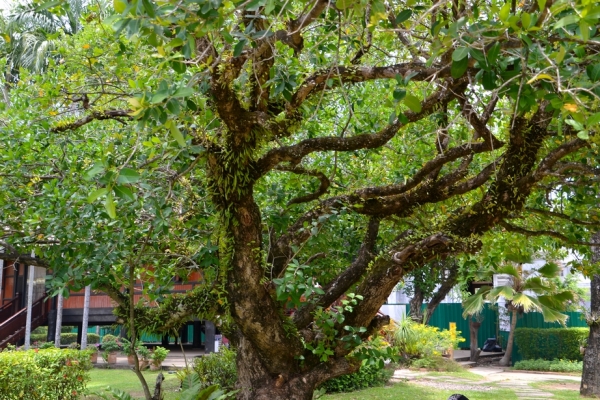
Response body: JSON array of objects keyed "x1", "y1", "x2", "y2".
[
  {"x1": 88, "y1": 343, "x2": 100, "y2": 363},
  {"x1": 136, "y1": 345, "x2": 151, "y2": 370},
  {"x1": 121, "y1": 338, "x2": 136, "y2": 365},
  {"x1": 101, "y1": 335, "x2": 121, "y2": 365},
  {"x1": 150, "y1": 346, "x2": 169, "y2": 371}
]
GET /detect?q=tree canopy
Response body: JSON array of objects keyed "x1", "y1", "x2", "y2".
[{"x1": 1, "y1": 0, "x2": 600, "y2": 398}]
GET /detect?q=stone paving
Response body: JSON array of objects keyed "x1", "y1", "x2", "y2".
[{"x1": 391, "y1": 366, "x2": 580, "y2": 399}]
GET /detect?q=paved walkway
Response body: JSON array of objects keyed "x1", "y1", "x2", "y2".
[{"x1": 392, "y1": 366, "x2": 580, "y2": 399}]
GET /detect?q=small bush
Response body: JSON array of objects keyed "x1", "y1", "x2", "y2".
[
  {"x1": 514, "y1": 328, "x2": 588, "y2": 361},
  {"x1": 391, "y1": 318, "x2": 464, "y2": 359},
  {"x1": 320, "y1": 363, "x2": 393, "y2": 393},
  {"x1": 0, "y1": 348, "x2": 92, "y2": 399},
  {"x1": 30, "y1": 332, "x2": 100, "y2": 345},
  {"x1": 191, "y1": 347, "x2": 237, "y2": 392},
  {"x1": 513, "y1": 358, "x2": 583, "y2": 373},
  {"x1": 410, "y1": 356, "x2": 464, "y2": 372}
]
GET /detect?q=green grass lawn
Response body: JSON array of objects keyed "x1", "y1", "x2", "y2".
[
  {"x1": 83, "y1": 368, "x2": 582, "y2": 400},
  {"x1": 322, "y1": 382, "x2": 520, "y2": 400},
  {"x1": 83, "y1": 368, "x2": 181, "y2": 399}
]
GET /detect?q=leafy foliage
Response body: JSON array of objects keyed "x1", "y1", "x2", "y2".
[
  {"x1": 1, "y1": 0, "x2": 600, "y2": 397},
  {"x1": 0, "y1": 348, "x2": 91, "y2": 400},
  {"x1": 513, "y1": 358, "x2": 583, "y2": 373},
  {"x1": 189, "y1": 348, "x2": 237, "y2": 393},
  {"x1": 318, "y1": 363, "x2": 393, "y2": 393}
]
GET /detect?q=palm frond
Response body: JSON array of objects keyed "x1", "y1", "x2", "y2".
[
  {"x1": 537, "y1": 262, "x2": 561, "y2": 278},
  {"x1": 495, "y1": 264, "x2": 520, "y2": 278},
  {"x1": 488, "y1": 285, "x2": 515, "y2": 300},
  {"x1": 523, "y1": 276, "x2": 553, "y2": 293},
  {"x1": 539, "y1": 304, "x2": 569, "y2": 325},
  {"x1": 511, "y1": 293, "x2": 540, "y2": 313}
]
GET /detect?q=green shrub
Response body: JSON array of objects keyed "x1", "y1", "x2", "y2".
[
  {"x1": 391, "y1": 318, "x2": 465, "y2": 359},
  {"x1": 513, "y1": 358, "x2": 583, "y2": 373},
  {"x1": 30, "y1": 332, "x2": 100, "y2": 345},
  {"x1": 191, "y1": 347, "x2": 237, "y2": 392},
  {"x1": 410, "y1": 356, "x2": 464, "y2": 372},
  {"x1": 0, "y1": 348, "x2": 92, "y2": 399},
  {"x1": 514, "y1": 328, "x2": 588, "y2": 361},
  {"x1": 319, "y1": 363, "x2": 393, "y2": 393}
]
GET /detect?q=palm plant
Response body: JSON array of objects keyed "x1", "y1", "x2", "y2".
[
  {"x1": 6, "y1": 0, "x2": 83, "y2": 74},
  {"x1": 462, "y1": 259, "x2": 574, "y2": 366}
]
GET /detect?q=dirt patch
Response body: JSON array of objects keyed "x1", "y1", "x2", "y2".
[{"x1": 539, "y1": 382, "x2": 580, "y2": 391}]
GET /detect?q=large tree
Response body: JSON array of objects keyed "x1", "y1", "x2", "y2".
[{"x1": 2, "y1": 0, "x2": 600, "y2": 399}]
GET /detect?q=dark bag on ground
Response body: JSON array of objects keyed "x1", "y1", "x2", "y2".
[{"x1": 482, "y1": 337, "x2": 503, "y2": 352}]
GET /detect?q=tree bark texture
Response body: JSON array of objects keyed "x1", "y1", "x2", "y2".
[
  {"x1": 581, "y1": 232, "x2": 600, "y2": 396},
  {"x1": 499, "y1": 308, "x2": 518, "y2": 366},
  {"x1": 469, "y1": 321, "x2": 481, "y2": 362}
]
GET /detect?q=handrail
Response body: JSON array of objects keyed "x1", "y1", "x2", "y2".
[
  {"x1": 0, "y1": 293, "x2": 21, "y2": 323},
  {"x1": 0, "y1": 294, "x2": 49, "y2": 348}
]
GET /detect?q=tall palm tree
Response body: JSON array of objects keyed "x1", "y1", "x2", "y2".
[{"x1": 462, "y1": 259, "x2": 574, "y2": 366}]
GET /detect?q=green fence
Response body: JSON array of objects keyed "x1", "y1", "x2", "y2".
[
  {"x1": 75, "y1": 324, "x2": 198, "y2": 344},
  {"x1": 408, "y1": 303, "x2": 587, "y2": 363},
  {"x1": 407, "y1": 303, "x2": 499, "y2": 349}
]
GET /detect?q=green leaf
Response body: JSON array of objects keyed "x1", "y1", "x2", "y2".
[
  {"x1": 554, "y1": 14, "x2": 579, "y2": 30},
  {"x1": 87, "y1": 188, "x2": 108, "y2": 203},
  {"x1": 499, "y1": 1, "x2": 511, "y2": 21},
  {"x1": 173, "y1": 87, "x2": 194, "y2": 98},
  {"x1": 105, "y1": 193, "x2": 116, "y2": 219},
  {"x1": 393, "y1": 88, "x2": 406, "y2": 101},
  {"x1": 451, "y1": 57, "x2": 468, "y2": 79},
  {"x1": 403, "y1": 95, "x2": 422, "y2": 113},
  {"x1": 395, "y1": 9, "x2": 412, "y2": 24},
  {"x1": 114, "y1": 185, "x2": 135, "y2": 201},
  {"x1": 245, "y1": 0, "x2": 266, "y2": 11},
  {"x1": 167, "y1": 121, "x2": 186, "y2": 147},
  {"x1": 482, "y1": 71, "x2": 496, "y2": 90},
  {"x1": 586, "y1": 64, "x2": 600, "y2": 82},
  {"x1": 565, "y1": 118, "x2": 584, "y2": 131},
  {"x1": 233, "y1": 39, "x2": 247, "y2": 57},
  {"x1": 487, "y1": 42, "x2": 500, "y2": 64},
  {"x1": 151, "y1": 89, "x2": 169, "y2": 104},
  {"x1": 587, "y1": 112, "x2": 600, "y2": 126},
  {"x1": 141, "y1": 0, "x2": 155, "y2": 17},
  {"x1": 114, "y1": 0, "x2": 127, "y2": 13},
  {"x1": 116, "y1": 168, "x2": 140, "y2": 184},
  {"x1": 577, "y1": 130, "x2": 590, "y2": 140},
  {"x1": 452, "y1": 46, "x2": 469, "y2": 61},
  {"x1": 84, "y1": 162, "x2": 105, "y2": 181}
]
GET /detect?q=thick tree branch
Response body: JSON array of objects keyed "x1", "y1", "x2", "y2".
[
  {"x1": 500, "y1": 220, "x2": 598, "y2": 246},
  {"x1": 275, "y1": 165, "x2": 331, "y2": 205},
  {"x1": 49, "y1": 110, "x2": 131, "y2": 133}
]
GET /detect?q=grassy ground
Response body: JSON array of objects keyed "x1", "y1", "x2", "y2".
[
  {"x1": 83, "y1": 368, "x2": 582, "y2": 400},
  {"x1": 322, "y1": 382, "x2": 520, "y2": 400},
  {"x1": 83, "y1": 368, "x2": 181, "y2": 399}
]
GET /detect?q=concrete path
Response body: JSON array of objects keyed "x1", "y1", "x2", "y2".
[{"x1": 392, "y1": 366, "x2": 580, "y2": 399}]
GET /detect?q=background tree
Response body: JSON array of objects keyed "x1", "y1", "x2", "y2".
[
  {"x1": 1, "y1": 0, "x2": 600, "y2": 399},
  {"x1": 463, "y1": 257, "x2": 574, "y2": 366}
]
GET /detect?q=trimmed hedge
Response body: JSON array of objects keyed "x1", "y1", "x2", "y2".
[
  {"x1": 514, "y1": 327, "x2": 588, "y2": 361},
  {"x1": 0, "y1": 348, "x2": 92, "y2": 399},
  {"x1": 319, "y1": 363, "x2": 393, "y2": 393},
  {"x1": 30, "y1": 333, "x2": 100, "y2": 345}
]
